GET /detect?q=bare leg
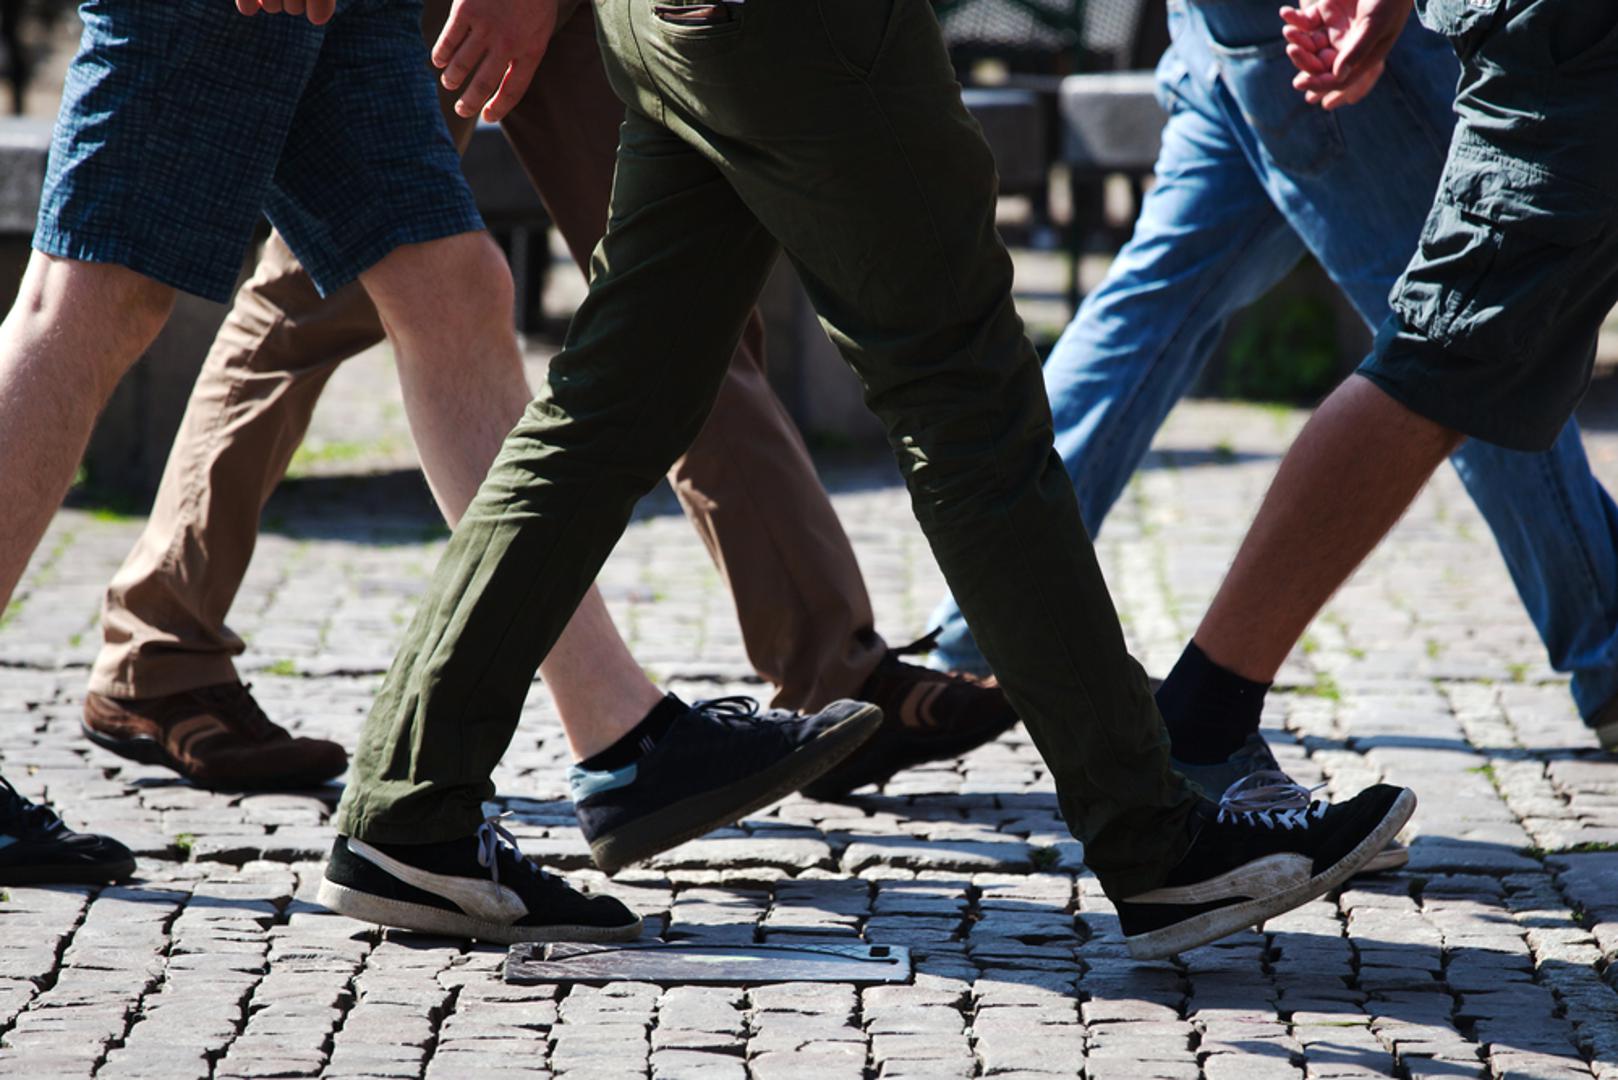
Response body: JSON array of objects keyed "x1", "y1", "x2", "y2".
[
  {"x1": 359, "y1": 234, "x2": 661, "y2": 758},
  {"x1": 0, "y1": 254, "x2": 174, "y2": 610},
  {"x1": 1193, "y1": 375, "x2": 1463, "y2": 680}
]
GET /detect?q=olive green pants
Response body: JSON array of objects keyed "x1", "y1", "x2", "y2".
[{"x1": 337, "y1": 0, "x2": 1195, "y2": 895}]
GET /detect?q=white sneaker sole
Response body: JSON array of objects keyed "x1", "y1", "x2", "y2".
[
  {"x1": 1125, "y1": 788, "x2": 1417, "y2": 961},
  {"x1": 1362, "y1": 840, "x2": 1409, "y2": 874},
  {"x1": 316, "y1": 879, "x2": 643, "y2": 946}
]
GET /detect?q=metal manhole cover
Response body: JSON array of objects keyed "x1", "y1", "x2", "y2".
[{"x1": 505, "y1": 942, "x2": 912, "y2": 986}]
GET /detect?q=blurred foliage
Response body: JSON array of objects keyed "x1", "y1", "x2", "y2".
[{"x1": 1221, "y1": 290, "x2": 1340, "y2": 404}]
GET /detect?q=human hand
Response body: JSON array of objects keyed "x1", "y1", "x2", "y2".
[
  {"x1": 433, "y1": 0, "x2": 560, "y2": 123},
  {"x1": 234, "y1": 0, "x2": 337, "y2": 25},
  {"x1": 1280, "y1": 0, "x2": 1412, "y2": 110}
]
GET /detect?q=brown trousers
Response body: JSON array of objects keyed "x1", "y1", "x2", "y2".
[{"x1": 88, "y1": 0, "x2": 885, "y2": 711}]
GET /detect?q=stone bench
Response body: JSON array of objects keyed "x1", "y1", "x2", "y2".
[{"x1": 1059, "y1": 70, "x2": 1164, "y2": 174}]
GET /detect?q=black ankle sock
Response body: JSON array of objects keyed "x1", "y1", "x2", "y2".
[
  {"x1": 579, "y1": 694, "x2": 687, "y2": 771},
  {"x1": 1156, "y1": 641, "x2": 1271, "y2": 765}
]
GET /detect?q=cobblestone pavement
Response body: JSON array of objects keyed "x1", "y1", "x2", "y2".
[{"x1": 4, "y1": 351, "x2": 1618, "y2": 1080}]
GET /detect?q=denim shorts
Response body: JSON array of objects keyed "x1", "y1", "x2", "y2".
[
  {"x1": 1359, "y1": 0, "x2": 1618, "y2": 451},
  {"x1": 33, "y1": 0, "x2": 482, "y2": 302}
]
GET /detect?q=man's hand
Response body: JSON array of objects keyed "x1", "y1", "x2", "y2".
[
  {"x1": 433, "y1": 0, "x2": 559, "y2": 123},
  {"x1": 234, "y1": 0, "x2": 337, "y2": 25},
  {"x1": 1280, "y1": 0, "x2": 1413, "y2": 110}
]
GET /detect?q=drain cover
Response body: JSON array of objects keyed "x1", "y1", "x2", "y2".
[{"x1": 505, "y1": 942, "x2": 912, "y2": 985}]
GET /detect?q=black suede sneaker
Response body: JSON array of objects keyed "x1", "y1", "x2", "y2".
[
  {"x1": 1118, "y1": 783, "x2": 1416, "y2": 960},
  {"x1": 317, "y1": 818, "x2": 641, "y2": 944},
  {"x1": 0, "y1": 774, "x2": 136, "y2": 885},
  {"x1": 570, "y1": 696, "x2": 882, "y2": 874}
]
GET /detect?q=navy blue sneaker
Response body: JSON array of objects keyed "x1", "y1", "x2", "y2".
[
  {"x1": 570, "y1": 696, "x2": 882, "y2": 874},
  {"x1": 318, "y1": 817, "x2": 641, "y2": 944},
  {"x1": 1174, "y1": 734, "x2": 1408, "y2": 873},
  {"x1": 0, "y1": 774, "x2": 135, "y2": 885}
]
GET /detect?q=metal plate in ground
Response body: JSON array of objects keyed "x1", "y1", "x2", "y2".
[{"x1": 505, "y1": 942, "x2": 911, "y2": 986}]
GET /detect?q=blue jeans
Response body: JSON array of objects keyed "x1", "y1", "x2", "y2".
[{"x1": 928, "y1": 0, "x2": 1618, "y2": 722}]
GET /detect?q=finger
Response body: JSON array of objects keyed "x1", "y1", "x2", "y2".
[
  {"x1": 1286, "y1": 41, "x2": 1328, "y2": 74},
  {"x1": 482, "y1": 53, "x2": 541, "y2": 123},
  {"x1": 235, "y1": 0, "x2": 261, "y2": 15},
  {"x1": 432, "y1": 13, "x2": 473, "y2": 68},
  {"x1": 439, "y1": 37, "x2": 489, "y2": 91},
  {"x1": 1281, "y1": 24, "x2": 1322, "y2": 53},
  {"x1": 282, "y1": 0, "x2": 305, "y2": 14},
  {"x1": 1322, "y1": 60, "x2": 1384, "y2": 109},
  {"x1": 1279, "y1": 5, "x2": 1320, "y2": 30},
  {"x1": 259, "y1": 0, "x2": 285, "y2": 11},
  {"x1": 456, "y1": 54, "x2": 508, "y2": 119},
  {"x1": 308, "y1": 0, "x2": 336, "y2": 24},
  {"x1": 1293, "y1": 67, "x2": 1345, "y2": 92}
]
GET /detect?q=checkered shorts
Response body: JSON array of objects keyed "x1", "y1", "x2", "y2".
[{"x1": 34, "y1": 0, "x2": 482, "y2": 302}]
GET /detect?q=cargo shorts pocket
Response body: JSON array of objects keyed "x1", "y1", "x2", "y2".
[
  {"x1": 1414, "y1": 0, "x2": 1507, "y2": 60},
  {"x1": 1392, "y1": 154, "x2": 1613, "y2": 366}
]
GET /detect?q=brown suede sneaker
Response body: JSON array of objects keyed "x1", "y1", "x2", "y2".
[
  {"x1": 800, "y1": 632, "x2": 1019, "y2": 800},
  {"x1": 83, "y1": 682, "x2": 347, "y2": 790}
]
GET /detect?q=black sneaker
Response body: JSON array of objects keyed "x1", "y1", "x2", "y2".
[
  {"x1": 1117, "y1": 783, "x2": 1416, "y2": 960},
  {"x1": 0, "y1": 774, "x2": 136, "y2": 885},
  {"x1": 570, "y1": 696, "x2": 882, "y2": 874},
  {"x1": 1175, "y1": 734, "x2": 1409, "y2": 873},
  {"x1": 317, "y1": 818, "x2": 642, "y2": 944}
]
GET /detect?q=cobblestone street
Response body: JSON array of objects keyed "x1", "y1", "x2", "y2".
[{"x1": 4, "y1": 350, "x2": 1618, "y2": 1080}]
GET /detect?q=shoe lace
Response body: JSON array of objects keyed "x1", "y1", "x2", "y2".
[
  {"x1": 1215, "y1": 769, "x2": 1329, "y2": 830},
  {"x1": 0, "y1": 775, "x2": 64, "y2": 837},
  {"x1": 692, "y1": 696, "x2": 766, "y2": 724},
  {"x1": 475, "y1": 813, "x2": 550, "y2": 889}
]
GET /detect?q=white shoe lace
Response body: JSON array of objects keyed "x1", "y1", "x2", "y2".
[
  {"x1": 475, "y1": 813, "x2": 543, "y2": 888},
  {"x1": 1215, "y1": 769, "x2": 1329, "y2": 830}
]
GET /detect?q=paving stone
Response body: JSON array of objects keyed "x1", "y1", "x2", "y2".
[{"x1": 6, "y1": 387, "x2": 1618, "y2": 1079}]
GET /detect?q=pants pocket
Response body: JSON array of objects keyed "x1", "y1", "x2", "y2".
[
  {"x1": 816, "y1": 0, "x2": 900, "y2": 78},
  {"x1": 1206, "y1": 36, "x2": 1344, "y2": 177},
  {"x1": 648, "y1": 0, "x2": 746, "y2": 41}
]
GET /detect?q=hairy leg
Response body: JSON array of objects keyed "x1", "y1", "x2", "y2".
[
  {"x1": 360, "y1": 234, "x2": 661, "y2": 757},
  {"x1": 0, "y1": 254, "x2": 175, "y2": 610},
  {"x1": 1194, "y1": 375, "x2": 1463, "y2": 680}
]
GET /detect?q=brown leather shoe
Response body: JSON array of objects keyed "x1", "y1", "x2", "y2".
[
  {"x1": 83, "y1": 682, "x2": 347, "y2": 790},
  {"x1": 800, "y1": 631, "x2": 1019, "y2": 800}
]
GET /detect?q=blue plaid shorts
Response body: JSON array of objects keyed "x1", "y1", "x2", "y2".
[{"x1": 33, "y1": 0, "x2": 483, "y2": 302}]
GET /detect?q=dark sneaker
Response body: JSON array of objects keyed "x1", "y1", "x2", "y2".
[
  {"x1": 83, "y1": 682, "x2": 347, "y2": 790},
  {"x1": 317, "y1": 818, "x2": 641, "y2": 944},
  {"x1": 1118, "y1": 783, "x2": 1416, "y2": 960},
  {"x1": 0, "y1": 775, "x2": 136, "y2": 885},
  {"x1": 1174, "y1": 734, "x2": 1409, "y2": 874},
  {"x1": 800, "y1": 632, "x2": 1018, "y2": 800},
  {"x1": 571, "y1": 696, "x2": 882, "y2": 874},
  {"x1": 1592, "y1": 695, "x2": 1618, "y2": 753}
]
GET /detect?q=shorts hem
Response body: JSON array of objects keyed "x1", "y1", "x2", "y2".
[
  {"x1": 291, "y1": 210, "x2": 487, "y2": 299},
  {"x1": 32, "y1": 229, "x2": 239, "y2": 304}
]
